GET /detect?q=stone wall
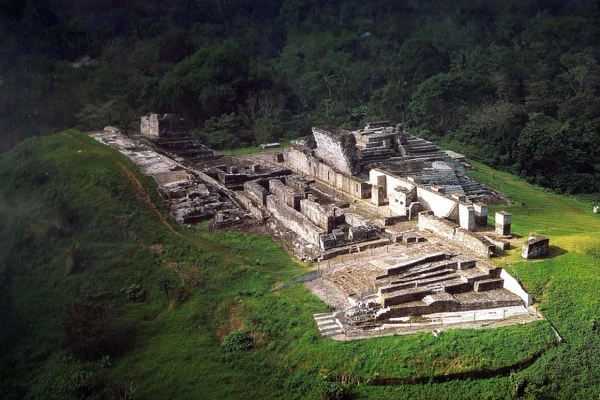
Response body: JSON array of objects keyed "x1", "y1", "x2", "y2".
[
  {"x1": 389, "y1": 187, "x2": 414, "y2": 216},
  {"x1": 417, "y1": 211, "x2": 457, "y2": 240},
  {"x1": 235, "y1": 191, "x2": 267, "y2": 221},
  {"x1": 380, "y1": 287, "x2": 432, "y2": 307},
  {"x1": 378, "y1": 295, "x2": 523, "y2": 319},
  {"x1": 312, "y1": 126, "x2": 359, "y2": 175},
  {"x1": 300, "y1": 199, "x2": 335, "y2": 233},
  {"x1": 454, "y1": 228, "x2": 494, "y2": 258},
  {"x1": 266, "y1": 195, "x2": 325, "y2": 246},
  {"x1": 474, "y1": 278, "x2": 504, "y2": 292},
  {"x1": 140, "y1": 114, "x2": 159, "y2": 137},
  {"x1": 217, "y1": 168, "x2": 292, "y2": 186},
  {"x1": 284, "y1": 175, "x2": 311, "y2": 199},
  {"x1": 416, "y1": 186, "x2": 460, "y2": 221},
  {"x1": 285, "y1": 148, "x2": 370, "y2": 199},
  {"x1": 369, "y1": 169, "x2": 415, "y2": 197},
  {"x1": 269, "y1": 179, "x2": 300, "y2": 211},
  {"x1": 244, "y1": 180, "x2": 269, "y2": 206},
  {"x1": 348, "y1": 225, "x2": 378, "y2": 241},
  {"x1": 418, "y1": 212, "x2": 494, "y2": 258},
  {"x1": 379, "y1": 252, "x2": 448, "y2": 277},
  {"x1": 370, "y1": 168, "x2": 482, "y2": 228},
  {"x1": 500, "y1": 269, "x2": 533, "y2": 306},
  {"x1": 344, "y1": 212, "x2": 370, "y2": 227}
]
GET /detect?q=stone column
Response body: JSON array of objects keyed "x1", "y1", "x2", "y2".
[
  {"x1": 495, "y1": 211, "x2": 511, "y2": 236},
  {"x1": 459, "y1": 204, "x2": 475, "y2": 231},
  {"x1": 473, "y1": 203, "x2": 488, "y2": 227}
]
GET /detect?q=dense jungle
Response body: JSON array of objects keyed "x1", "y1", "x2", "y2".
[
  {"x1": 2, "y1": 1, "x2": 600, "y2": 399},
  {"x1": 1, "y1": 0, "x2": 600, "y2": 193}
]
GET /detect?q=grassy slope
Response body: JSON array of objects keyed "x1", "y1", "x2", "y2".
[
  {"x1": 358, "y1": 163, "x2": 600, "y2": 399},
  {"x1": 228, "y1": 139, "x2": 295, "y2": 155},
  {"x1": 2, "y1": 133, "x2": 596, "y2": 399},
  {"x1": 468, "y1": 162, "x2": 600, "y2": 398}
]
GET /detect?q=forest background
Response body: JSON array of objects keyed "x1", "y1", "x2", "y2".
[{"x1": 1, "y1": 0, "x2": 599, "y2": 194}]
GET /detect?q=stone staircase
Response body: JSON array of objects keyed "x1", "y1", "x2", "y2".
[
  {"x1": 377, "y1": 255, "x2": 504, "y2": 309},
  {"x1": 313, "y1": 312, "x2": 345, "y2": 337}
]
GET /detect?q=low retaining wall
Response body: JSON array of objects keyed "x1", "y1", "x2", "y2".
[
  {"x1": 301, "y1": 199, "x2": 335, "y2": 233},
  {"x1": 235, "y1": 192, "x2": 267, "y2": 221},
  {"x1": 244, "y1": 180, "x2": 268, "y2": 206},
  {"x1": 418, "y1": 212, "x2": 494, "y2": 258},
  {"x1": 500, "y1": 269, "x2": 533, "y2": 306},
  {"x1": 269, "y1": 179, "x2": 301, "y2": 211},
  {"x1": 266, "y1": 195, "x2": 325, "y2": 247}
]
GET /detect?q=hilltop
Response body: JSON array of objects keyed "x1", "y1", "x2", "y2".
[{"x1": 1, "y1": 131, "x2": 600, "y2": 399}]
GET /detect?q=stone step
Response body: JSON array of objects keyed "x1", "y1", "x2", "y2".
[
  {"x1": 313, "y1": 312, "x2": 336, "y2": 320},
  {"x1": 321, "y1": 328, "x2": 345, "y2": 337},
  {"x1": 313, "y1": 313, "x2": 345, "y2": 337}
]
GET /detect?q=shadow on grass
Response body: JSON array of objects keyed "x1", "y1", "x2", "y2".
[
  {"x1": 547, "y1": 245, "x2": 568, "y2": 258},
  {"x1": 524, "y1": 245, "x2": 568, "y2": 260},
  {"x1": 493, "y1": 248, "x2": 510, "y2": 258}
]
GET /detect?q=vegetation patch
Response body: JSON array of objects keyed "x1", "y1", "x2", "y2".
[{"x1": 0, "y1": 132, "x2": 597, "y2": 399}]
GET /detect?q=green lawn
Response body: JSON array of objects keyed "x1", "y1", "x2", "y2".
[
  {"x1": 227, "y1": 139, "x2": 296, "y2": 155},
  {"x1": 1, "y1": 133, "x2": 598, "y2": 399}
]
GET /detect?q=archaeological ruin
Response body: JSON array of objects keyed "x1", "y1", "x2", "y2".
[
  {"x1": 90, "y1": 117, "x2": 542, "y2": 339},
  {"x1": 522, "y1": 233, "x2": 550, "y2": 259}
]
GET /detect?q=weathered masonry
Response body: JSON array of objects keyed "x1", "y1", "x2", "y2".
[
  {"x1": 282, "y1": 122, "x2": 512, "y2": 259},
  {"x1": 522, "y1": 233, "x2": 550, "y2": 259},
  {"x1": 285, "y1": 145, "x2": 371, "y2": 199},
  {"x1": 140, "y1": 113, "x2": 221, "y2": 161},
  {"x1": 90, "y1": 117, "x2": 538, "y2": 338},
  {"x1": 238, "y1": 175, "x2": 381, "y2": 256}
]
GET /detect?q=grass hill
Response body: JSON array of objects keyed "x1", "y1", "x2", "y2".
[{"x1": 0, "y1": 131, "x2": 598, "y2": 399}]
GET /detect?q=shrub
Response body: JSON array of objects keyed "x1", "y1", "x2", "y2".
[
  {"x1": 62, "y1": 294, "x2": 134, "y2": 359},
  {"x1": 222, "y1": 330, "x2": 253, "y2": 352},
  {"x1": 321, "y1": 381, "x2": 345, "y2": 400},
  {"x1": 120, "y1": 284, "x2": 146, "y2": 302},
  {"x1": 66, "y1": 244, "x2": 82, "y2": 274}
]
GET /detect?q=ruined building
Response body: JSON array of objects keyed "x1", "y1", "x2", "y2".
[
  {"x1": 250, "y1": 121, "x2": 534, "y2": 335},
  {"x1": 91, "y1": 118, "x2": 537, "y2": 337}
]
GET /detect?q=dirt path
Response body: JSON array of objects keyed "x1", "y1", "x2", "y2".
[
  {"x1": 119, "y1": 163, "x2": 249, "y2": 266},
  {"x1": 120, "y1": 163, "x2": 181, "y2": 236}
]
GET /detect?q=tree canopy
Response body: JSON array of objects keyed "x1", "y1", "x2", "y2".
[{"x1": 1, "y1": 0, "x2": 600, "y2": 192}]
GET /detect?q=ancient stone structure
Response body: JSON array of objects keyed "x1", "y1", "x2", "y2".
[
  {"x1": 140, "y1": 114, "x2": 220, "y2": 161},
  {"x1": 317, "y1": 238, "x2": 528, "y2": 332},
  {"x1": 141, "y1": 113, "x2": 188, "y2": 138},
  {"x1": 264, "y1": 121, "x2": 536, "y2": 336},
  {"x1": 235, "y1": 174, "x2": 383, "y2": 258},
  {"x1": 418, "y1": 212, "x2": 494, "y2": 258},
  {"x1": 522, "y1": 233, "x2": 550, "y2": 259},
  {"x1": 91, "y1": 117, "x2": 535, "y2": 338},
  {"x1": 313, "y1": 126, "x2": 360, "y2": 175},
  {"x1": 495, "y1": 211, "x2": 512, "y2": 236},
  {"x1": 90, "y1": 128, "x2": 244, "y2": 226},
  {"x1": 286, "y1": 144, "x2": 371, "y2": 199}
]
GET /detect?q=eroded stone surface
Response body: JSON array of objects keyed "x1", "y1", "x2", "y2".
[
  {"x1": 90, "y1": 119, "x2": 538, "y2": 338},
  {"x1": 522, "y1": 233, "x2": 550, "y2": 259}
]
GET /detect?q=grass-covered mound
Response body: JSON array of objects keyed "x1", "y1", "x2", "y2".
[{"x1": 0, "y1": 132, "x2": 576, "y2": 399}]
